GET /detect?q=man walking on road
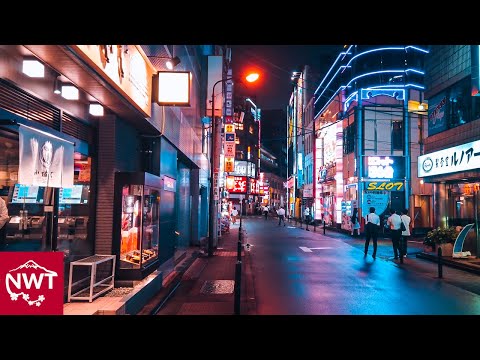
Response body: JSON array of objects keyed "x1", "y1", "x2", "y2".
[
  {"x1": 401, "y1": 209, "x2": 411, "y2": 257},
  {"x1": 364, "y1": 207, "x2": 380, "y2": 259},
  {"x1": 277, "y1": 206, "x2": 286, "y2": 226},
  {"x1": 263, "y1": 205, "x2": 269, "y2": 220},
  {"x1": 387, "y1": 208, "x2": 403, "y2": 260},
  {"x1": 231, "y1": 206, "x2": 238, "y2": 225}
]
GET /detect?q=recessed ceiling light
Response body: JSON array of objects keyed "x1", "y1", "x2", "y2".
[
  {"x1": 89, "y1": 103, "x2": 104, "y2": 116},
  {"x1": 22, "y1": 59, "x2": 45, "y2": 78},
  {"x1": 61, "y1": 85, "x2": 79, "y2": 100}
]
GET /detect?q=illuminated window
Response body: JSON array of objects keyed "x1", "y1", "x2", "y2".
[
  {"x1": 235, "y1": 137, "x2": 240, "y2": 145},
  {"x1": 249, "y1": 125, "x2": 254, "y2": 134},
  {"x1": 235, "y1": 123, "x2": 244, "y2": 130}
]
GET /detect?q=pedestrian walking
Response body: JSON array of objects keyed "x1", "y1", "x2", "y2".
[
  {"x1": 350, "y1": 208, "x2": 360, "y2": 237},
  {"x1": 387, "y1": 208, "x2": 403, "y2": 260},
  {"x1": 277, "y1": 206, "x2": 286, "y2": 226},
  {"x1": 263, "y1": 205, "x2": 269, "y2": 220},
  {"x1": 401, "y1": 209, "x2": 411, "y2": 257},
  {"x1": 231, "y1": 206, "x2": 238, "y2": 225},
  {"x1": 364, "y1": 207, "x2": 380, "y2": 259}
]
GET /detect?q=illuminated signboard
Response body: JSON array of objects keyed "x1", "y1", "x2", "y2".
[
  {"x1": 225, "y1": 157, "x2": 235, "y2": 172},
  {"x1": 163, "y1": 176, "x2": 176, "y2": 192},
  {"x1": 365, "y1": 181, "x2": 404, "y2": 191},
  {"x1": 418, "y1": 139, "x2": 480, "y2": 177},
  {"x1": 230, "y1": 161, "x2": 256, "y2": 177},
  {"x1": 249, "y1": 178, "x2": 257, "y2": 194},
  {"x1": 229, "y1": 176, "x2": 247, "y2": 193},
  {"x1": 365, "y1": 156, "x2": 404, "y2": 179},
  {"x1": 225, "y1": 133, "x2": 235, "y2": 142}
]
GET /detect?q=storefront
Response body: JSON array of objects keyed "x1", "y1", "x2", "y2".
[{"x1": 418, "y1": 139, "x2": 480, "y2": 234}]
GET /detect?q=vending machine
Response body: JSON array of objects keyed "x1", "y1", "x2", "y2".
[{"x1": 113, "y1": 172, "x2": 161, "y2": 281}]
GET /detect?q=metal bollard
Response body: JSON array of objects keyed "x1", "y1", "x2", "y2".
[
  {"x1": 437, "y1": 247, "x2": 443, "y2": 278},
  {"x1": 234, "y1": 260, "x2": 242, "y2": 315},
  {"x1": 237, "y1": 238, "x2": 242, "y2": 261},
  {"x1": 314, "y1": 220, "x2": 316, "y2": 232},
  {"x1": 323, "y1": 220, "x2": 326, "y2": 235},
  {"x1": 299, "y1": 218, "x2": 303, "y2": 229}
]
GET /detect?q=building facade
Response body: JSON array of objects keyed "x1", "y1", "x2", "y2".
[
  {"x1": 419, "y1": 45, "x2": 480, "y2": 253},
  {"x1": 311, "y1": 45, "x2": 429, "y2": 232},
  {"x1": 0, "y1": 45, "x2": 210, "y2": 291}
]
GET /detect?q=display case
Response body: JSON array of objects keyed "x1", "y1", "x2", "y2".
[{"x1": 113, "y1": 172, "x2": 161, "y2": 280}]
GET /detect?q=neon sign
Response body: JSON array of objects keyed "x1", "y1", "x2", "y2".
[{"x1": 367, "y1": 156, "x2": 394, "y2": 179}]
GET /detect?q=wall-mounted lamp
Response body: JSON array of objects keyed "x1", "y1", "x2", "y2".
[
  {"x1": 53, "y1": 75, "x2": 62, "y2": 94},
  {"x1": 166, "y1": 56, "x2": 181, "y2": 70},
  {"x1": 61, "y1": 84, "x2": 79, "y2": 100},
  {"x1": 148, "y1": 55, "x2": 181, "y2": 71},
  {"x1": 89, "y1": 103, "x2": 104, "y2": 116},
  {"x1": 22, "y1": 59, "x2": 45, "y2": 78}
]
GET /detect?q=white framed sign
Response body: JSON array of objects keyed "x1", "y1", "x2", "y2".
[{"x1": 418, "y1": 139, "x2": 480, "y2": 177}]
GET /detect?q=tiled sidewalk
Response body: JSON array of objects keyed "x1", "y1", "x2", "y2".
[{"x1": 154, "y1": 221, "x2": 252, "y2": 315}]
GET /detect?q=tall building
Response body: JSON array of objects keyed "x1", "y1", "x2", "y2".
[
  {"x1": 311, "y1": 45, "x2": 428, "y2": 232},
  {"x1": 419, "y1": 46, "x2": 480, "y2": 253},
  {"x1": 261, "y1": 109, "x2": 287, "y2": 178}
]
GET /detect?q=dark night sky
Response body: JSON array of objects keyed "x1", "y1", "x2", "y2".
[{"x1": 230, "y1": 45, "x2": 343, "y2": 110}]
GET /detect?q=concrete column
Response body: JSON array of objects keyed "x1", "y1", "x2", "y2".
[{"x1": 433, "y1": 182, "x2": 448, "y2": 228}]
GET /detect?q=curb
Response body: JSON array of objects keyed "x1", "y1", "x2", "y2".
[
  {"x1": 137, "y1": 251, "x2": 200, "y2": 315},
  {"x1": 416, "y1": 252, "x2": 480, "y2": 275}
]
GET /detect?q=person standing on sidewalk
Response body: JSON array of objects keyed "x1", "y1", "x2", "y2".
[
  {"x1": 277, "y1": 206, "x2": 286, "y2": 226},
  {"x1": 401, "y1": 209, "x2": 411, "y2": 257},
  {"x1": 364, "y1": 207, "x2": 380, "y2": 259},
  {"x1": 350, "y1": 208, "x2": 360, "y2": 237},
  {"x1": 231, "y1": 206, "x2": 238, "y2": 225},
  {"x1": 387, "y1": 208, "x2": 403, "y2": 260}
]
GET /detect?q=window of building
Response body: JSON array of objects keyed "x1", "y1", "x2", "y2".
[
  {"x1": 343, "y1": 123, "x2": 355, "y2": 154},
  {"x1": 235, "y1": 137, "x2": 240, "y2": 145},
  {"x1": 249, "y1": 125, "x2": 254, "y2": 134},
  {"x1": 392, "y1": 120, "x2": 403, "y2": 151}
]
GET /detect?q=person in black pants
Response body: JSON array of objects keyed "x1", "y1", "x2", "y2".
[
  {"x1": 387, "y1": 208, "x2": 403, "y2": 260},
  {"x1": 364, "y1": 207, "x2": 380, "y2": 259}
]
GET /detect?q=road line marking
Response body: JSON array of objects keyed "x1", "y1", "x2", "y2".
[{"x1": 299, "y1": 247, "x2": 313, "y2": 252}]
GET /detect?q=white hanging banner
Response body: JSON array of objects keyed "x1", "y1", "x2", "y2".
[{"x1": 18, "y1": 125, "x2": 74, "y2": 188}]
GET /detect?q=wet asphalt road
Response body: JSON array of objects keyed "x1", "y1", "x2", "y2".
[{"x1": 244, "y1": 216, "x2": 480, "y2": 315}]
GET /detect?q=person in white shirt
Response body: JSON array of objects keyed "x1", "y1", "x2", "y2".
[
  {"x1": 263, "y1": 205, "x2": 269, "y2": 220},
  {"x1": 364, "y1": 207, "x2": 380, "y2": 259},
  {"x1": 0, "y1": 197, "x2": 9, "y2": 249},
  {"x1": 401, "y1": 209, "x2": 411, "y2": 257},
  {"x1": 387, "y1": 208, "x2": 403, "y2": 260},
  {"x1": 277, "y1": 206, "x2": 286, "y2": 226},
  {"x1": 231, "y1": 207, "x2": 239, "y2": 224}
]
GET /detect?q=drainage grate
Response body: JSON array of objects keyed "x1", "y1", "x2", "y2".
[{"x1": 200, "y1": 280, "x2": 235, "y2": 294}]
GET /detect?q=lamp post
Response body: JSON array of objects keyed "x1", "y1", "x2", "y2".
[{"x1": 208, "y1": 73, "x2": 259, "y2": 257}]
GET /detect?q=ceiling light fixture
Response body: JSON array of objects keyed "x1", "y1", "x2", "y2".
[
  {"x1": 166, "y1": 56, "x2": 181, "y2": 70},
  {"x1": 61, "y1": 84, "x2": 79, "y2": 100},
  {"x1": 53, "y1": 75, "x2": 62, "y2": 94},
  {"x1": 89, "y1": 103, "x2": 104, "y2": 116},
  {"x1": 22, "y1": 59, "x2": 45, "y2": 78}
]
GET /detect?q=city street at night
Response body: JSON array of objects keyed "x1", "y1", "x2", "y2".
[{"x1": 242, "y1": 217, "x2": 480, "y2": 315}]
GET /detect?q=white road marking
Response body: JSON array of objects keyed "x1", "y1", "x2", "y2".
[
  {"x1": 287, "y1": 226, "x2": 296, "y2": 229},
  {"x1": 299, "y1": 246, "x2": 334, "y2": 252}
]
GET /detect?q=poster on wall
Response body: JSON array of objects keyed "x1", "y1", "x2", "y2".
[
  {"x1": 362, "y1": 190, "x2": 389, "y2": 217},
  {"x1": 18, "y1": 125, "x2": 74, "y2": 188},
  {"x1": 428, "y1": 92, "x2": 447, "y2": 136}
]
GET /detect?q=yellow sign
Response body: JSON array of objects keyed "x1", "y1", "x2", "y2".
[
  {"x1": 225, "y1": 157, "x2": 235, "y2": 172},
  {"x1": 225, "y1": 124, "x2": 234, "y2": 133},
  {"x1": 71, "y1": 45, "x2": 154, "y2": 117},
  {"x1": 475, "y1": 183, "x2": 480, "y2": 192},
  {"x1": 366, "y1": 181, "x2": 404, "y2": 191}
]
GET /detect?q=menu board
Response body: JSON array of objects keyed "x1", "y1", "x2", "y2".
[
  {"x1": 59, "y1": 185, "x2": 89, "y2": 204},
  {"x1": 10, "y1": 184, "x2": 44, "y2": 204}
]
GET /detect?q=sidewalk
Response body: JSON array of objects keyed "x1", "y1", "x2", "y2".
[{"x1": 141, "y1": 219, "x2": 255, "y2": 315}]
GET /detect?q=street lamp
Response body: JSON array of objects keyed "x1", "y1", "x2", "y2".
[{"x1": 208, "y1": 72, "x2": 259, "y2": 257}]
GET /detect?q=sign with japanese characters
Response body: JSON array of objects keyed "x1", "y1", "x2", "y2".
[
  {"x1": 418, "y1": 139, "x2": 480, "y2": 177},
  {"x1": 364, "y1": 156, "x2": 404, "y2": 179},
  {"x1": 428, "y1": 93, "x2": 447, "y2": 136},
  {"x1": 225, "y1": 157, "x2": 235, "y2": 172},
  {"x1": 225, "y1": 142, "x2": 235, "y2": 157},
  {"x1": 226, "y1": 176, "x2": 247, "y2": 193},
  {"x1": 362, "y1": 190, "x2": 390, "y2": 217}
]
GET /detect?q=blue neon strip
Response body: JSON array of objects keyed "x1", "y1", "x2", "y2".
[
  {"x1": 343, "y1": 91, "x2": 358, "y2": 112},
  {"x1": 405, "y1": 46, "x2": 429, "y2": 54},
  {"x1": 344, "y1": 47, "x2": 405, "y2": 69},
  {"x1": 314, "y1": 86, "x2": 345, "y2": 119},
  {"x1": 404, "y1": 83, "x2": 425, "y2": 89},
  {"x1": 405, "y1": 68, "x2": 425, "y2": 75},
  {"x1": 314, "y1": 66, "x2": 348, "y2": 104},
  {"x1": 314, "y1": 52, "x2": 348, "y2": 95},
  {"x1": 345, "y1": 70, "x2": 406, "y2": 88}
]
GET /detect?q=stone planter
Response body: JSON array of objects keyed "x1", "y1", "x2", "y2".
[{"x1": 438, "y1": 243, "x2": 454, "y2": 257}]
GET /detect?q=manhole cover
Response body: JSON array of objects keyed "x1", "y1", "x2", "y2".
[{"x1": 200, "y1": 280, "x2": 235, "y2": 294}]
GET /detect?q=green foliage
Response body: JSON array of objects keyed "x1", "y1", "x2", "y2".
[{"x1": 424, "y1": 226, "x2": 459, "y2": 245}]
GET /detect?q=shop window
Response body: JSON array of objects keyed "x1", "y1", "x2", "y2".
[
  {"x1": 392, "y1": 121, "x2": 403, "y2": 151},
  {"x1": 343, "y1": 123, "x2": 355, "y2": 154}
]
